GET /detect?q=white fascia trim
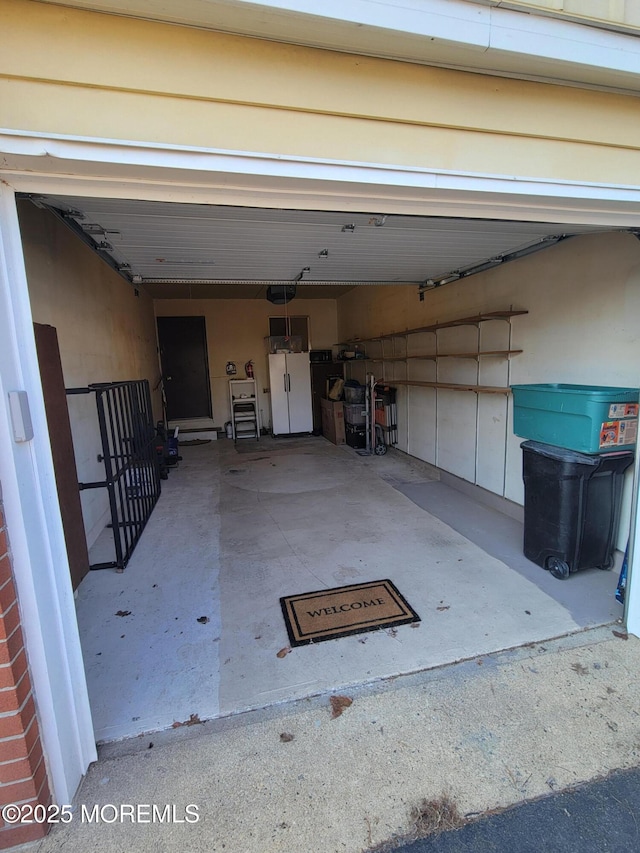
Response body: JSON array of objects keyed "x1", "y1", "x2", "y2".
[
  {"x1": 227, "y1": 0, "x2": 640, "y2": 76},
  {"x1": 3, "y1": 129, "x2": 640, "y2": 214},
  {"x1": 0, "y1": 186, "x2": 97, "y2": 802},
  {"x1": 487, "y1": 8, "x2": 640, "y2": 74},
  {"x1": 240, "y1": 0, "x2": 491, "y2": 45}
]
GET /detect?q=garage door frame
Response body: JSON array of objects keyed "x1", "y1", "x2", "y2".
[{"x1": 1, "y1": 128, "x2": 640, "y2": 803}]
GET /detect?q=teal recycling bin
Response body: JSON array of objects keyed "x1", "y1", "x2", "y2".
[{"x1": 512, "y1": 384, "x2": 639, "y2": 454}]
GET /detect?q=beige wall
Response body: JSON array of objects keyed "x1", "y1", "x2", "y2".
[
  {"x1": 1, "y1": 0, "x2": 640, "y2": 186},
  {"x1": 337, "y1": 231, "x2": 640, "y2": 546},
  {"x1": 18, "y1": 202, "x2": 160, "y2": 547},
  {"x1": 154, "y1": 298, "x2": 338, "y2": 430}
]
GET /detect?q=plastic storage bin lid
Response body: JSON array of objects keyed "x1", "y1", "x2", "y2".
[
  {"x1": 520, "y1": 440, "x2": 602, "y2": 465},
  {"x1": 512, "y1": 383, "x2": 639, "y2": 398},
  {"x1": 520, "y1": 440, "x2": 627, "y2": 465}
]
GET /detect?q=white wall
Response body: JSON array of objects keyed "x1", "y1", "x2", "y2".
[
  {"x1": 338, "y1": 232, "x2": 640, "y2": 547},
  {"x1": 18, "y1": 202, "x2": 161, "y2": 548}
]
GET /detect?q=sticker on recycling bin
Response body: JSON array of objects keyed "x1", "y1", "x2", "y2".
[
  {"x1": 624, "y1": 419, "x2": 638, "y2": 444},
  {"x1": 600, "y1": 419, "x2": 638, "y2": 448},
  {"x1": 609, "y1": 403, "x2": 639, "y2": 418}
]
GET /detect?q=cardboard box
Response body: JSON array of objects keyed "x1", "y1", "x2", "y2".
[{"x1": 321, "y1": 398, "x2": 345, "y2": 445}]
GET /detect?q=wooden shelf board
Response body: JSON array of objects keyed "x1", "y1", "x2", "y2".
[
  {"x1": 391, "y1": 379, "x2": 510, "y2": 394},
  {"x1": 339, "y1": 310, "x2": 528, "y2": 344},
  {"x1": 437, "y1": 349, "x2": 522, "y2": 359},
  {"x1": 364, "y1": 349, "x2": 522, "y2": 362}
]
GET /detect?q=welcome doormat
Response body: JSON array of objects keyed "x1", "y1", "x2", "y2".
[{"x1": 280, "y1": 579, "x2": 420, "y2": 647}]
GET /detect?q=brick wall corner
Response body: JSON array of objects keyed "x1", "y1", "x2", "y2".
[{"x1": 0, "y1": 502, "x2": 52, "y2": 849}]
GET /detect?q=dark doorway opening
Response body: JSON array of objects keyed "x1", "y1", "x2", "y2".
[{"x1": 157, "y1": 316, "x2": 212, "y2": 420}]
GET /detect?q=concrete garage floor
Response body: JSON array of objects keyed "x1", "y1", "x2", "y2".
[{"x1": 77, "y1": 437, "x2": 621, "y2": 743}]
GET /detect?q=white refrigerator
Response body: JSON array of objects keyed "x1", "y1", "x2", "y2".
[{"x1": 269, "y1": 352, "x2": 313, "y2": 435}]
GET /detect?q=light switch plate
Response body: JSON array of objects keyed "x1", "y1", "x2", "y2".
[{"x1": 8, "y1": 391, "x2": 34, "y2": 443}]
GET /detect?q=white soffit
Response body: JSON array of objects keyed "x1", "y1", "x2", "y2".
[
  {"x1": 33, "y1": 194, "x2": 606, "y2": 293},
  {"x1": 35, "y1": 0, "x2": 640, "y2": 93}
]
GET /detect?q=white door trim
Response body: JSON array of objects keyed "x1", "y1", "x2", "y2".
[
  {"x1": 0, "y1": 185, "x2": 97, "y2": 804},
  {"x1": 0, "y1": 128, "x2": 639, "y2": 802}
]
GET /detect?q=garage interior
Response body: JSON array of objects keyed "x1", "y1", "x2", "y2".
[{"x1": 16, "y1": 194, "x2": 638, "y2": 743}]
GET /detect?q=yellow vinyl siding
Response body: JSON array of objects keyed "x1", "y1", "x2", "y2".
[{"x1": 1, "y1": 0, "x2": 640, "y2": 185}]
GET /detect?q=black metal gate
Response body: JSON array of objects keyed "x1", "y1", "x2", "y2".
[{"x1": 67, "y1": 380, "x2": 161, "y2": 571}]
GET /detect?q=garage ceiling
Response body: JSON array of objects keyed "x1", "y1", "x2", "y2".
[{"x1": 31, "y1": 195, "x2": 607, "y2": 299}]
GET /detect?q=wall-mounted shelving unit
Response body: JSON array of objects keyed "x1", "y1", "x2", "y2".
[
  {"x1": 338, "y1": 310, "x2": 527, "y2": 395},
  {"x1": 337, "y1": 310, "x2": 528, "y2": 495}
]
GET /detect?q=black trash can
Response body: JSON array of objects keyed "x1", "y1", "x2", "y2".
[{"x1": 521, "y1": 440, "x2": 634, "y2": 580}]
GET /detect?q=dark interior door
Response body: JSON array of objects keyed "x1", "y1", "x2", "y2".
[
  {"x1": 34, "y1": 323, "x2": 90, "y2": 591},
  {"x1": 157, "y1": 316, "x2": 212, "y2": 420}
]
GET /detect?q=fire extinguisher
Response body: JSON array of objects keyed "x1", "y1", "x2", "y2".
[{"x1": 245, "y1": 360, "x2": 254, "y2": 379}]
